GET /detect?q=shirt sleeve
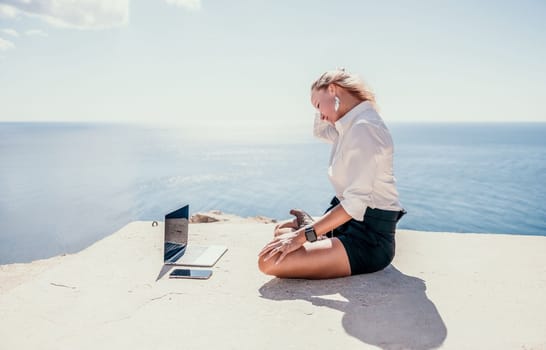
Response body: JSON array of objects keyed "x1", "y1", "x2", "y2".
[
  {"x1": 339, "y1": 123, "x2": 380, "y2": 221},
  {"x1": 313, "y1": 114, "x2": 338, "y2": 144}
]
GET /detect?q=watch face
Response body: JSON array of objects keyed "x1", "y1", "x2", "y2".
[{"x1": 305, "y1": 227, "x2": 317, "y2": 242}]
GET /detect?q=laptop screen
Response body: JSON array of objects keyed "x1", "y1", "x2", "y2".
[{"x1": 164, "y1": 204, "x2": 189, "y2": 264}]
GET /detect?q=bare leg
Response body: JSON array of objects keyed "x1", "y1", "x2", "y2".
[{"x1": 258, "y1": 237, "x2": 351, "y2": 279}]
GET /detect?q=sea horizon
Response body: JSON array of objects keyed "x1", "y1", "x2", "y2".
[{"x1": 1, "y1": 121, "x2": 545, "y2": 264}]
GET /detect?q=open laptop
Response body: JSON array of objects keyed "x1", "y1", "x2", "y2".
[{"x1": 163, "y1": 204, "x2": 227, "y2": 267}]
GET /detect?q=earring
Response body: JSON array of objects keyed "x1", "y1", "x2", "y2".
[{"x1": 334, "y1": 96, "x2": 340, "y2": 112}]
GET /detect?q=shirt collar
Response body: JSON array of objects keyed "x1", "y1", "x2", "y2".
[{"x1": 334, "y1": 100, "x2": 373, "y2": 134}]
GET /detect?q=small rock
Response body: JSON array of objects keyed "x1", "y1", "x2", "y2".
[
  {"x1": 190, "y1": 214, "x2": 220, "y2": 223},
  {"x1": 253, "y1": 216, "x2": 278, "y2": 224}
]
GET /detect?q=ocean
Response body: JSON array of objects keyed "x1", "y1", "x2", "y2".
[{"x1": 1, "y1": 122, "x2": 545, "y2": 264}]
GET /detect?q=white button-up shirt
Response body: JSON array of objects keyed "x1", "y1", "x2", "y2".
[{"x1": 314, "y1": 101, "x2": 402, "y2": 221}]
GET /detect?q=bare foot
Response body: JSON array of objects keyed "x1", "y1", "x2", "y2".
[
  {"x1": 273, "y1": 218, "x2": 298, "y2": 237},
  {"x1": 289, "y1": 208, "x2": 315, "y2": 228},
  {"x1": 274, "y1": 227, "x2": 297, "y2": 237}
]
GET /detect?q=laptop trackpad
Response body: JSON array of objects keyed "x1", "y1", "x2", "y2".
[{"x1": 174, "y1": 245, "x2": 227, "y2": 267}]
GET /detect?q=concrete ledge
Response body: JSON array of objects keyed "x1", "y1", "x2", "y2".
[{"x1": 1, "y1": 213, "x2": 545, "y2": 349}]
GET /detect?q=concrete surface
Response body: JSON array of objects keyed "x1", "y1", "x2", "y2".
[{"x1": 1, "y1": 214, "x2": 545, "y2": 350}]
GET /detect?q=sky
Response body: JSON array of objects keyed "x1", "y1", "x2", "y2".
[{"x1": 1, "y1": 0, "x2": 545, "y2": 127}]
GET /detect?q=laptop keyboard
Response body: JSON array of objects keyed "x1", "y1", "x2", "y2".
[{"x1": 164, "y1": 242, "x2": 186, "y2": 263}]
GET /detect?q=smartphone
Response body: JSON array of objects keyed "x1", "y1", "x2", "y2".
[{"x1": 169, "y1": 268, "x2": 212, "y2": 280}]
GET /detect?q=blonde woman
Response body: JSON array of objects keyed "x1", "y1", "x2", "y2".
[{"x1": 258, "y1": 69, "x2": 406, "y2": 279}]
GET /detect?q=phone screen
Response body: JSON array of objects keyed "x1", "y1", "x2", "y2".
[{"x1": 169, "y1": 268, "x2": 212, "y2": 279}]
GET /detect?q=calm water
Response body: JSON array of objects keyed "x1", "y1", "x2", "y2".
[{"x1": 1, "y1": 122, "x2": 545, "y2": 264}]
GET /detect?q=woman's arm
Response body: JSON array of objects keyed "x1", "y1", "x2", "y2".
[
  {"x1": 311, "y1": 204, "x2": 352, "y2": 237},
  {"x1": 259, "y1": 204, "x2": 351, "y2": 264},
  {"x1": 313, "y1": 113, "x2": 337, "y2": 143}
]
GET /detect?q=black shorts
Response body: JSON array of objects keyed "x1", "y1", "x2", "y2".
[{"x1": 325, "y1": 197, "x2": 406, "y2": 275}]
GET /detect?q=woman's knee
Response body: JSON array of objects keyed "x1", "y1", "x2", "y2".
[
  {"x1": 258, "y1": 255, "x2": 279, "y2": 276},
  {"x1": 258, "y1": 251, "x2": 299, "y2": 277}
]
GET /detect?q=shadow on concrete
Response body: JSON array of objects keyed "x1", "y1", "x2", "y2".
[
  {"x1": 155, "y1": 264, "x2": 174, "y2": 281},
  {"x1": 259, "y1": 265, "x2": 447, "y2": 350}
]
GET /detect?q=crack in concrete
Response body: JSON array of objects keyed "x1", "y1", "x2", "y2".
[{"x1": 50, "y1": 282, "x2": 77, "y2": 290}]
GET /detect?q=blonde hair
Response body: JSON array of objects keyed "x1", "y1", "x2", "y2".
[{"x1": 310, "y1": 69, "x2": 376, "y2": 106}]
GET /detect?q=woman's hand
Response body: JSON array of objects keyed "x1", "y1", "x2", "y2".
[{"x1": 259, "y1": 229, "x2": 306, "y2": 265}]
